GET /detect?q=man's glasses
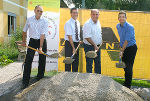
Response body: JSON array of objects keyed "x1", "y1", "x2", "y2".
[{"x1": 37, "y1": 10, "x2": 43, "y2": 13}]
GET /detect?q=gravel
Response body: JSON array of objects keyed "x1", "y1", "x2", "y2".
[
  {"x1": 131, "y1": 87, "x2": 150, "y2": 101},
  {"x1": 15, "y1": 72, "x2": 143, "y2": 101},
  {"x1": 0, "y1": 62, "x2": 149, "y2": 101},
  {"x1": 0, "y1": 62, "x2": 23, "y2": 96}
]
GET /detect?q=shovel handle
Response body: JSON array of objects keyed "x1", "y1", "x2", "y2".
[
  {"x1": 119, "y1": 54, "x2": 123, "y2": 63},
  {"x1": 27, "y1": 45, "x2": 38, "y2": 51},
  {"x1": 119, "y1": 58, "x2": 122, "y2": 63},
  {"x1": 71, "y1": 43, "x2": 81, "y2": 58},
  {"x1": 18, "y1": 44, "x2": 50, "y2": 57},
  {"x1": 95, "y1": 42, "x2": 103, "y2": 53},
  {"x1": 59, "y1": 46, "x2": 65, "y2": 53}
]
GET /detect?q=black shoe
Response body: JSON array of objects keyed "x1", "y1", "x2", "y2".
[
  {"x1": 123, "y1": 82, "x2": 131, "y2": 89},
  {"x1": 21, "y1": 84, "x2": 28, "y2": 89},
  {"x1": 36, "y1": 76, "x2": 44, "y2": 81}
]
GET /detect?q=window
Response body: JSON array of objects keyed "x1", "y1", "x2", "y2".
[{"x1": 8, "y1": 12, "x2": 16, "y2": 36}]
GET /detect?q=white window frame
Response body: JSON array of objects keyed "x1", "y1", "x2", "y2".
[{"x1": 8, "y1": 12, "x2": 16, "y2": 36}]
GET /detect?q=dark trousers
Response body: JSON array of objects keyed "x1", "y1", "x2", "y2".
[
  {"x1": 23, "y1": 38, "x2": 47, "y2": 85},
  {"x1": 84, "y1": 43, "x2": 101, "y2": 74},
  {"x1": 65, "y1": 40, "x2": 79, "y2": 72},
  {"x1": 122, "y1": 44, "x2": 137, "y2": 88}
]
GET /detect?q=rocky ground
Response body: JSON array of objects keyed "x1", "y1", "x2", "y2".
[
  {"x1": 14, "y1": 72, "x2": 144, "y2": 101},
  {"x1": 0, "y1": 62, "x2": 150, "y2": 101}
]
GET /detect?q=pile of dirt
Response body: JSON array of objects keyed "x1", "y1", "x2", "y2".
[{"x1": 15, "y1": 72, "x2": 143, "y2": 101}]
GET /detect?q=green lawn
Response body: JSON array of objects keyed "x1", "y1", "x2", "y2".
[
  {"x1": 112, "y1": 78, "x2": 150, "y2": 88},
  {"x1": 31, "y1": 68, "x2": 59, "y2": 77}
]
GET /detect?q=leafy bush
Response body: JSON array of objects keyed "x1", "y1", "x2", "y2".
[
  {"x1": 9, "y1": 27, "x2": 23, "y2": 48},
  {"x1": 0, "y1": 55, "x2": 13, "y2": 67},
  {"x1": 0, "y1": 47, "x2": 19, "y2": 60},
  {"x1": 0, "y1": 27, "x2": 23, "y2": 63}
]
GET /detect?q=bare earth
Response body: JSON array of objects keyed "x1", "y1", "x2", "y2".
[{"x1": 15, "y1": 72, "x2": 143, "y2": 101}]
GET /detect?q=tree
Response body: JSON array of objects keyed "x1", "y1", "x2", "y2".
[{"x1": 61, "y1": 0, "x2": 150, "y2": 11}]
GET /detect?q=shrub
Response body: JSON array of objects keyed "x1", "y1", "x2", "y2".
[
  {"x1": 0, "y1": 27, "x2": 23, "y2": 63},
  {"x1": 0, "y1": 55, "x2": 13, "y2": 67}
]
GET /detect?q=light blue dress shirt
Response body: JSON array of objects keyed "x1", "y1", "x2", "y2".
[{"x1": 116, "y1": 21, "x2": 136, "y2": 47}]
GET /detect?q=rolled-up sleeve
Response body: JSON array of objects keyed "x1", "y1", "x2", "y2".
[
  {"x1": 125, "y1": 26, "x2": 134, "y2": 41},
  {"x1": 83, "y1": 23, "x2": 92, "y2": 38},
  {"x1": 23, "y1": 19, "x2": 29, "y2": 32},
  {"x1": 64, "y1": 23, "x2": 72, "y2": 36}
]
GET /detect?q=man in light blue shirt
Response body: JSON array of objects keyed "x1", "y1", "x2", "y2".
[{"x1": 116, "y1": 11, "x2": 137, "y2": 89}]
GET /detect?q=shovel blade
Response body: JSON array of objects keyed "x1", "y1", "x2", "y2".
[
  {"x1": 49, "y1": 53, "x2": 62, "y2": 58},
  {"x1": 86, "y1": 51, "x2": 97, "y2": 58},
  {"x1": 63, "y1": 57, "x2": 75, "y2": 64}
]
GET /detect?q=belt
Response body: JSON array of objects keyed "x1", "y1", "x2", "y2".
[
  {"x1": 66, "y1": 40, "x2": 79, "y2": 44},
  {"x1": 126, "y1": 44, "x2": 137, "y2": 49},
  {"x1": 30, "y1": 38, "x2": 40, "y2": 41},
  {"x1": 30, "y1": 38, "x2": 46, "y2": 41},
  {"x1": 84, "y1": 43, "x2": 100, "y2": 47}
]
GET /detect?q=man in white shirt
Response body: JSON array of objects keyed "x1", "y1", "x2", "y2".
[
  {"x1": 21, "y1": 5, "x2": 48, "y2": 89},
  {"x1": 64, "y1": 8, "x2": 81, "y2": 72},
  {"x1": 83, "y1": 9, "x2": 102, "y2": 74}
]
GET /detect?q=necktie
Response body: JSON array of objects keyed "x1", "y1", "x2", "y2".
[{"x1": 75, "y1": 21, "x2": 79, "y2": 40}]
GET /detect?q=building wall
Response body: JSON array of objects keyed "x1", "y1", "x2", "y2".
[
  {"x1": 58, "y1": 8, "x2": 150, "y2": 79},
  {"x1": 0, "y1": 0, "x2": 3, "y2": 10},
  {"x1": 0, "y1": 11, "x2": 4, "y2": 42},
  {"x1": 0, "y1": 0, "x2": 27, "y2": 43}
]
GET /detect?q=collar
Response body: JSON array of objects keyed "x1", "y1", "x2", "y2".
[
  {"x1": 71, "y1": 17, "x2": 77, "y2": 23},
  {"x1": 34, "y1": 15, "x2": 42, "y2": 20},
  {"x1": 120, "y1": 21, "x2": 127, "y2": 27},
  {"x1": 89, "y1": 18, "x2": 98, "y2": 24}
]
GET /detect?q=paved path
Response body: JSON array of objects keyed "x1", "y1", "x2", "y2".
[{"x1": 0, "y1": 62, "x2": 23, "y2": 96}]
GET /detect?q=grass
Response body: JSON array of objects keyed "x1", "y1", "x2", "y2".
[
  {"x1": 31, "y1": 68, "x2": 59, "y2": 77},
  {"x1": 112, "y1": 78, "x2": 150, "y2": 88}
]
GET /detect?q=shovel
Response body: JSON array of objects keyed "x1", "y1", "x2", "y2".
[
  {"x1": 49, "y1": 47, "x2": 65, "y2": 58},
  {"x1": 116, "y1": 56, "x2": 126, "y2": 68},
  {"x1": 86, "y1": 43, "x2": 102, "y2": 58},
  {"x1": 63, "y1": 43, "x2": 80, "y2": 64},
  {"x1": 18, "y1": 44, "x2": 53, "y2": 58}
]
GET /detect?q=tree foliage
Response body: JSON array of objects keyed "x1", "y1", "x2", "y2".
[{"x1": 61, "y1": 0, "x2": 150, "y2": 11}]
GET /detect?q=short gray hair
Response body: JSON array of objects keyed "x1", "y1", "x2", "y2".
[
  {"x1": 35, "y1": 5, "x2": 42, "y2": 10},
  {"x1": 91, "y1": 9, "x2": 99, "y2": 13}
]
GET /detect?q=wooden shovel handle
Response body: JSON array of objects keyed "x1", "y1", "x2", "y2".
[
  {"x1": 72, "y1": 43, "x2": 81, "y2": 57},
  {"x1": 27, "y1": 46, "x2": 38, "y2": 52},
  {"x1": 18, "y1": 44, "x2": 49, "y2": 57},
  {"x1": 59, "y1": 46, "x2": 65, "y2": 53},
  {"x1": 95, "y1": 42, "x2": 103, "y2": 53}
]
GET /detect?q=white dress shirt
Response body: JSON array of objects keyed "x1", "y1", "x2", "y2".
[
  {"x1": 64, "y1": 18, "x2": 80, "y2": 42},
  {"x1": 83, "y1": 18, "x2": 102, "y2": 45},
  {"x1": 23, "y1": 16, "x2": 48, "y2": 39}
]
